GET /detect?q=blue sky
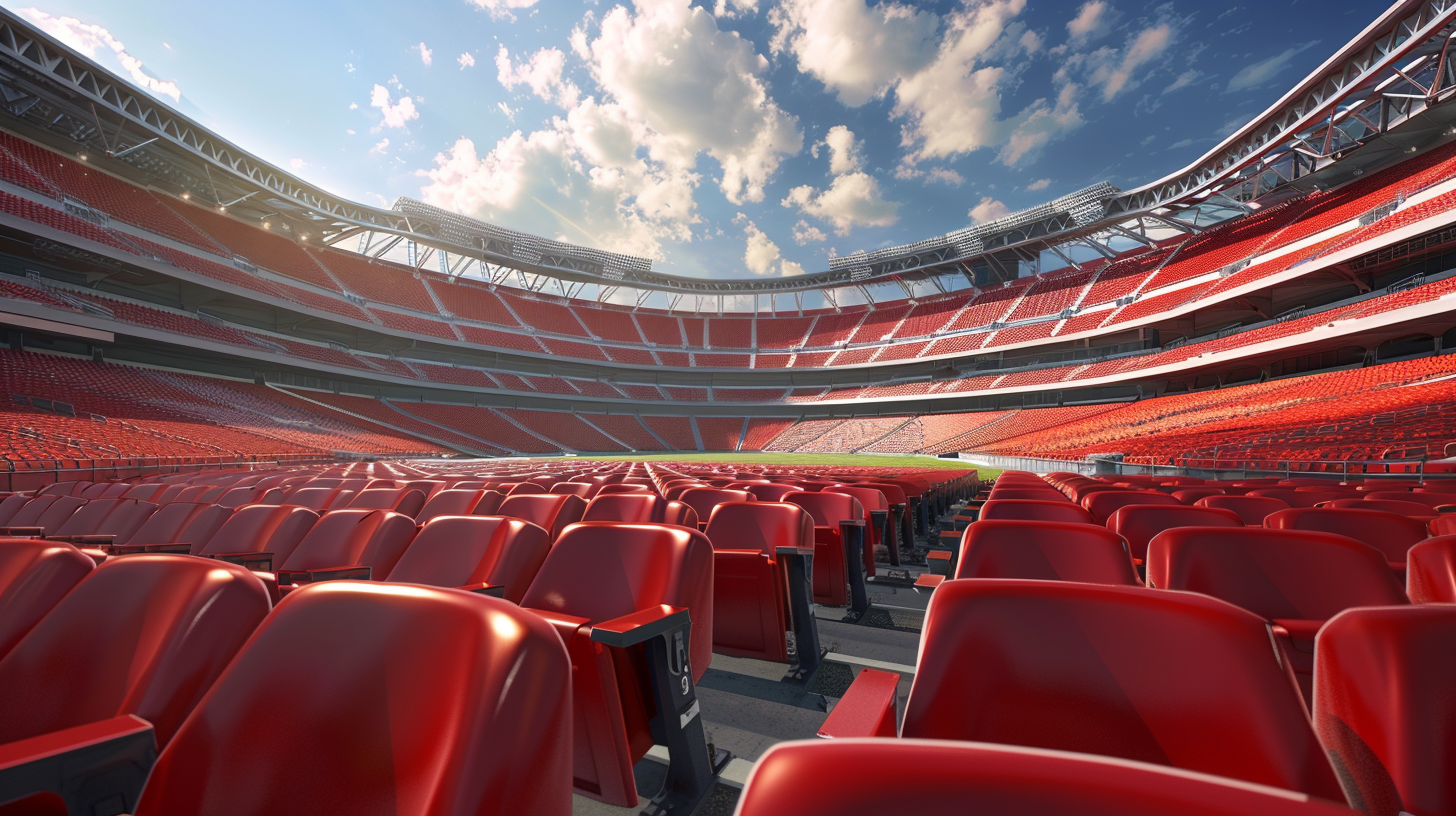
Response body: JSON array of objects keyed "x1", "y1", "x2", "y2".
[{"x1": 10, "y1": 0, "x2": 1385, "y2": 281}]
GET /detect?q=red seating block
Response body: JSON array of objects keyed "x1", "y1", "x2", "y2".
[
  {"x1": 385, "y1": 516, "x2": 551, "y2": 603},
  {"x1": 275, "y1": 509, "x2": 418, "y2": 586},
  {"x1": 702, "y1": 502, "x2": 815, "y2": 663},
  {"x1": 953, "y1": 520, "x2": 1139, "y2": 585}
]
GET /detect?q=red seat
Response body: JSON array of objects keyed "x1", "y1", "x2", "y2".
[
  {"x1": 0, "y1": 539, "x2": 93, "y2": 661},
  {"x1": 414, "y1": 488, "x2": 498, "y2": 524},
  {"x1": 1081, "y1": 490, "x2": 1182, "y2": 524},
  {"x1": 2, "y1": 496, "x2": 85, "y2": 535},
  {"x1": 1146, "y1": 526, "x2": 1407, "y2": 700},
  {"x1": 385, "y1": 516, "x2": 551, "y2": 603},
  {"x1": 215, "y1": 485, "x2": 280, "y2": 508},
  {"x1": 0, "y1": 555, "x2": 269, "y2": 758},
  {"x1": 1365, "y1": 490, "x2": 1456, "y2": 508},
  {"x1": 978, "y1": 499, "x2": 1096, "y2": 525},
  {"x1": 0, "y1": 494, "x2": 31, "y2": 526},
  {"x1": 497, "y1": 494, "x2": 587, "y2": 540},
  {"x1": 1407, "y1": 535, "x2": 1456, "y2": 604},
  {"x1": 1314, "y1": 605, "x2": 1456, "y2": 816},
  {"x1": 735, "y1": 739, "x2": 1355, "y2": 816},
  {"x1": 1249, "y1": 489, "x2": 1344, "y2": 508},
  {"x1": 1106, "y1": 504, "x2": 1244, "y2": 564},
  {"x1": 520, "y1": 522, "x2": 715, "y2": 808},
  {"x1": 988, "y1": 487, "x2": 1068, "y2": 501},
  {"x1": 743, "y1": 484, "x2": 803, "y2": 502},
  {"x1": 196, "y1": 504, "x2": 321, "y2": 569},
  {"x1": 1326, "y1": 498, "x2": 1436, "y2": 519},
  {"x1": 129, "y1": 582, "x2": 572, "y2": 816},
  {"x1": 820, "y1": 580, "x2": 1344, "y2": 800},
  {"x1": 1195, "y1": 494, "x2": 1290, "y2": 525},
  {"x1": 581, "y1": 493, "x2": 698, "y2": 527},
  {"x1": 953, "y1": 520, "x2": 1138, "y2": 585},
  {"x1": 285, "y1": 487, "x2": 354, "y2": 512},
  {"x1": 702, "y1": 502, "x2": 816, "y2": 663},
  {"x1": 595, "y1": 484, "x2": 651, "y2": 496},
  {"x1": 548, "y1": 482, "x2": 594, "y2": 498},
  {"x1": 108, "y1": 503, "x2": 234, "y2": 555},
  {"x1": 1265, "y1": 508, "x2": 1427, "y2": 573},
  {"x1": 677, "y1": 488, "x2": 753, "y2": 529},
  {"x1": 786, "y1": 491, "x2": 866, "y2": 610},
  {"x1": 345, "y1": 487, "x2": 427, "y2": 517},
  {"x1": 825, "y1": 485, "x2": 891, "y2": 572},
  {"x1": 1170, "y1": 487, "x2": 1227, "y2": 504},
  {"x1": 275, "y1": 509, "x2": 418, "y2": 586},
  {"x1": 47, "y1": 498, "x2": 158, "y2": 546}
]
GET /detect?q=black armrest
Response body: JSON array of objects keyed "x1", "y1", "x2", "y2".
[
  {"x1": 0, "y1": 527, "x2": 43, "y2": 537},
  {"x1": 0, "y1": 714, "x2": 156, "y2": 816},
  {"x1": 208, "y1": 552, "x2": 273, "y2": 572},
  {"x1": 278, "y1": 565, "x2": 371, "y2": 586},
  {"x1": 43, "y1": 534, "x2": 115, "y2": 546},
  {"x1": 457, "y1": 582, "x2": 506, "y2": 598},
  {"x1": 590, "y1": 605, "x2": 690, "y2": 648}
]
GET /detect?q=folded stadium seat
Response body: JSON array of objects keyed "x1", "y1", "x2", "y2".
[
  {"x1": 945, "y1": 520, "x2": 1139, "y2": 588},
  {"x1": 0, "y1": 495, "x2": 31, "y2": 526},
  {"x1": 0, "y1": 539, "x2": 93, "y2": 662},
  {"x1": 1366, "y1": 490, "x2": 1456, "y2": 508},
  {"x1": 344, "y1": 487, "x2": 427, "y2": 518},
  {"x1": 786, "y1": 492, "x2": 867, "y2": 614},
  {"x1": 1249, "y1": 489, "x2": 1344, "y2": 508},
  {"x1": 163, "y1": 485, "x2": 212, "y2": 504},
  {"x1": 284, "y1": 487, "x2": 355, "y2": 512},
  {"x1": 79, "y1": 483, "x2": 130, "y2": 500},
  {"x1": 505, "y1": 483, "x2": 546, "y2": 496},
  {"x1": 678, "y1": 488, "x2": 754, "y2": 531},
  {"x1": 596, "y1": 484, "x2": 652, "y2": 496},
  {"x1": 1265, "y1": 508, "x2": 1428, "y2": 575},
  {"x1": 986, "y1": 487, "x2": 1069, "y2": 502},
  {"x1": 1145, "y1": 527, "x2": 1407, "y2": 702},
  {"x1": 1354, "y1": 480, "x2": 1425, "y2": 491},
  {"x1": 977, "y1": 499, "x2": 1097, "y2": 525},
  {"x1": 851, "y1": 482, "x2": 911, "y2": 556},
  {"x1": 215, "y1": 485, "x2": 282, "y2": 509},
  {"x1": 45, "y1": 498, "x2": 158, "y2": 548},
  {"x1": 743, "y1": 483, "x2": 804, "y2": 502},
  {"x1": 384, "y1": 516, "x2": 551, "y2": 603},
  {"x1": 548, "y1": 482, "x2": 595, "y2": 499},
  {"x1": 497, "y1": 494, "x2": 587, "y2": 541},
  {"x1": 109, "y1": 582, "x2": 575, "y2": 816},
  {"x1": 702, "y1": 502, "x2": 818, "y2": 665},
  {"x1": 273, "y1": 509, "x2": 418, "y2": 589},
  {"x1": 119, "y1": 484, "x2": 166, "y2": 503},
  {"x1": 1314, "y1": 605, "x2": 1456, "y2": 816},
  {"x1": 1081, "y1": 490, "x2": 1183, "y2": 525},
  {"x1": 1406, "y1": 536, "x2": 1456, "y2": 604},
  {"x1": 1172, "y1": 487, "x2": 1228, "y2": 504},
  {"x1": 396, "y1": 479, "x2": 446, "y2": 499},
  {"x1": 0, "y1": 555, "x2": 269, "y2": 815},
  {"x1": 0, "y1": 496, "x2": 85, "y2": 537},
  {"x1": 1070, "y1": 483, "x2": 1126, "y2": 502},
  {"x1": 581, "y1": 493, "x2": 698, "y2": 527},
  {"x1": 519, "y1": 521, "x2": 718, "y2": 809},
  {"x1": 35, "y1": 482, "x2": 89, "y2": 498},
  {"x1": 733, "y1": 740, "x2": 1355, "y2": 816},
  {"x1": 415, "y1": 488, "x2": 499, "y2": 525},
  {"x1": 664, "y1": 483, "x2": 709, "y2": 501},
  {"x1": 1327, "y1": 498, "x2": 1437, "y2": 519},
  {"x1": 105, "y1": 503, "x2": 234, "y2": 556},
  {"x1": 1106, "y1": 504, "x2": 1245, "y2": 566},
  {"x1": 817, "y1": 580, "x2": 1345, "y2": 801},
  {"x1": 195, "y1": 504, "x2": 321, "y2": 572},
  {"x1": 1195, "y1": 494, "x2": 1292, "y2": 525},
  {"x1": 826, "y1": 485, "x2": 894, "y2": 569}
]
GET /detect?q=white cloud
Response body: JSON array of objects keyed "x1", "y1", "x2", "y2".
[
  {"x1": 458, "y1": 52, "x2": 477, "y2": 69},
  {"x1": 1164, "y1": 69, "x2": 1202, "y2": 94},
  {"x1": 782, "y1": 172, "x2": 899, "y2": 235},
  {"x1": 417, "y1": 42, "x2": 433, "y2": 66},
  {"x1": 823, "y1": 125, "x2": 861, "y2": 175},
  {"x1": 713, "y1": 0, "x2": 759, "y2": 18},
  {"x1": 895, "y1": 165, "x2": 964, "y2": 185},
  {"x1": 496, "y1": 45, "x2": 579, "y2": 106},
  {"x1": 793, "y1": 219, "x2": 827, "y2": 245},
  {"x1": 1084, "y1": 22, "x2": 1176, "y2": 101},
  {"x1": 969, "y1": 196, "x2": 1010, "y2": 223},
  {"x1": 370, "y1": 138, "x2": 390, "y2": 155},
  {"x1": 16, "y1": 8, "x2": 182, "y2": 101},
  {"x1": 1226, "y1": 41, "x2": 1319, "y2": 93},
  {"x1": 1026, "y1": 178, "x2": 1051, "y2": 191},
  {"x1": 369, "y1": 84, "x2": 419, "y2": 129},
  {"x1": 1065, "y1": 1, "x2": 1111, "y2": 44},
  {"x1": 467, "y1": 0, "x2": 539, "y2": 19},
  {"x1": 768, "y1": 0, "x2": 939, "y2": 106},
  {"x1": 289, "y1": 158, "x2": 310, "y2": 170},
  {"x1": 496, "y1": 102, "x2": 516, "y2": 121},
  {"x1": 585, "y1": 0, "x2": 801, "y2": 204},
  {"x1": 735, "y1": 214, "x2": 798, "y2": 276}
]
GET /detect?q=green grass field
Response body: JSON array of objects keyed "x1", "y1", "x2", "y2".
[{"x1": 562, "y1": 451, "x2": 999, "y2": 475}]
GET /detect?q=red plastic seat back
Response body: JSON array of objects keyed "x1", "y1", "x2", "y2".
[
  {"x1": 277, "y1": 509, "x2": 419, "y2": 577},
  {"x1": 386, "y1": 516, "x2": 552, "y2": 603},
  {"x1": 1196, "y1": 495, "x2": 1290, "y2": 525},
  {"x1": 125, "y1": 503, "x2": 233, "y2": 550},
  {"x1": 989, "y1": 487, "x2": 1068, "y2": 502},
  {"x1": 0, "y1": 494, "x2": 30, "y2": 525},
  {"x1": 7, "y1": 496, "x2": 73, "y2": 531},
  {"x1": 786, "y1": 492, "x2": 862, "y2": 528},
  {"x1": 498, "y1": 494, "x2": 588, "y2": 540},
  {"x1": 735, "y1": 740, "x2": 1355, "y2": 816},
  {"x1": 900, "y1": 580, "x2": 1342, "y2": 799},
  {"x1": 978, "y1": 499, "x2": 1096, "y2": 525},
  {"x1": 581, "y1": 493, "x2": 695, "y2": 526},
  {"x1": 506, "y1": 482, "x2": 546, "y2": 496},
  {"x1": 1327, "y1": 498, "x2": 1436, "y2": 518},
  {"x1": 0, "y1": 539, "x2": 93, "y2": 661},
  {"x1": 0, "y1": 555, "x2": 269, "y2": 747},
  {"x1": 346, "y1": 488, "x2": 427, "y2": 518},
  {"x1": 953, "y1": 520, "x2": 1138, "y2": 585},
  {"x1": 416, "y1": 489, "x2": 491, "y2": 525},
  {"x1": 1249, "y1": 489, "x2": 1338, "y2": 508},
  {"x1": 197, "y1": 504, "x2": 321, "y2": 564},
  {"x1": 1146, "y1": 527, "x2": 1407, "y2": 621},
  {"x1": 48, "y1": 497, "x2": 121, "y2": 536},
  {"x1": 596, "y1": 484, "x2": 651, "y2": 496},
  {"x1": 1365, "y1": 491, "x2": 1456, "y2": 508},
  {"x1": 1082, "y1": 490, "x2": 1182, "y2": 524},
  {"x1": 679, "y1": 488, "x2": 754, "y2": 526},
  {"x1": 522, "y1": 521, "x2": 715, "y2": 683},
  {"x1": 744, "y1": 484, "x2": 804, "y2": 502},
  {"x1": 1407, "y1": 536, "x2": 1456, "y2": 604},
  {"x1": 824, "y1": 486, "x2": 889, "y2": 514},
  {"x1": 1315, "y1": 606, "x2": 1456, "y2": 816},
  {"x1": 1172, "y1": 487, "x2": 1226, "y2": 504},
  {"x1": 133, "y1": 583, "x2": 572, "y2": 816},
  {"x1": 1106, "y1": 504, "x2": 1245, "y2": 561},
  {"x1": 549, "y1": 482, "x2": 594, "y2": 498},
  {"x1": 704, "y1": 502, "x2": 814, "y2": 557},
  {"x1": 285, "y1": 487, "x2": 351, "y2": 511},
  {"x1": 1265, "y1": 508, "x2": 1428, "y2": 565},
  {"x1": 856, "y1": 482, "x2": 907, "y2": 506}
]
